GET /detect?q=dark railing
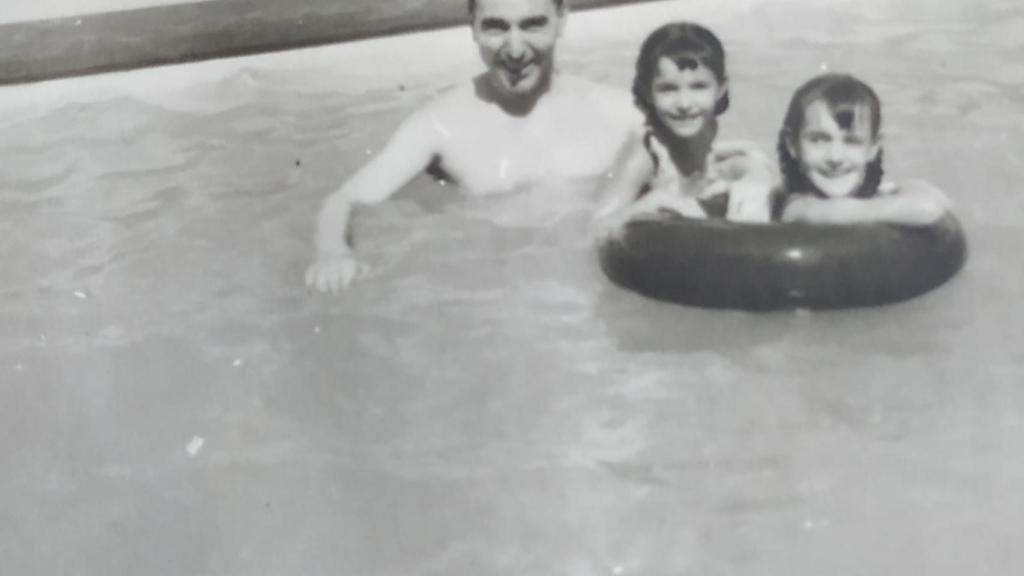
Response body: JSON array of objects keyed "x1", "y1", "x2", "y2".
[{"x1": 0, "y1": 0, "x2": 664, "y2": 85}]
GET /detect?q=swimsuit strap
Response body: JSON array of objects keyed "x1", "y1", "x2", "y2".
[
  {"x1": 643, "y1": 129, "x2": 679, "y2": 178},
  {"x1": 642, "y1": 130, "x2": 662, "y2": 172}
]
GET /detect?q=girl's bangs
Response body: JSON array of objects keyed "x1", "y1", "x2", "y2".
[{"x1": 823, "y1": 99, "x2": 874, "y2": 133}]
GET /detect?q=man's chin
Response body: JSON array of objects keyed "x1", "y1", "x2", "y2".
[{"x1": 496, "y1": 71, "x2": 543, "y2": 96}]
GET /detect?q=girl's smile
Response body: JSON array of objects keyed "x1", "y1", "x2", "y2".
[
  {"x1": 650, "y1": 57, "x2": 725, "y2": 139},
  {"x1": 789, "y1": 99, "x2": 880, "y2": 198}
]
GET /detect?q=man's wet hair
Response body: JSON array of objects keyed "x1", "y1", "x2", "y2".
[
  {"x1": 777, "y1": 73, "x2": 884, "y2": 198},
  {"x1": 468, "y1": 0, "x2": 565, "y2": 15}
]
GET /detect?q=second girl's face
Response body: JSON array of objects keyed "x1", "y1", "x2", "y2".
[
  {"x1": 790, "y1": 99, "x2": 880, "y2": 198},
  {"x1": 650, "y1": 57, "x2": 725, "y2": 139}
]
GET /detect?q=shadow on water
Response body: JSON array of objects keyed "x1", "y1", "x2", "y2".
[
  {"x1": 592, "y1": 262, "x2": 976, "y2": 359},
  {"x1": 593, "y1": 280, "x2": 792, "y2": 354}
]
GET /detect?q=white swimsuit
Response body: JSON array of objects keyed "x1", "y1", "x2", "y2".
[{"x1": 642, "y1": 131, "x2": 763, "y2": 218}]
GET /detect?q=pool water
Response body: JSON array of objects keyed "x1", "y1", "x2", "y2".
[{"x1": 2, "y1": 0, "x2": 1023, "y2": 574}]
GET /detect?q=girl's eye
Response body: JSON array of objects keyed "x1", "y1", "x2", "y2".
[
  {"x1": 845, "y1": 136, "x2": 866, "y2": 145},
  {"x1": 689, "y1": 81, "x2": 710, "y2": 90},
  {"x1": 807, "y1": 134, "x2": 829, "y2": 144},
  {"x1": 653, "y1": 83, "x2": 677, "y2": 93}
]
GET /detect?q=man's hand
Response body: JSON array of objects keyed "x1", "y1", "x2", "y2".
[{"x1": 305, "y1": 253, "x2": 369, "y2": 293}]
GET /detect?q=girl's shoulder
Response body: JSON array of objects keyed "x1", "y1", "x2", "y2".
[{"x1": 611, "y1": 128, "x2": 658, "y2": 176}]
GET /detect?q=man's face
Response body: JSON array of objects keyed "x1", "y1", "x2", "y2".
[{"x1": 472, "y1": 0, "x2": 565, "y2": 98}]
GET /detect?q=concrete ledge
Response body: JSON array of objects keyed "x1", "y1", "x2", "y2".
[{"x1": 0, "y1": 0, "x2": 661, "y2": 85}]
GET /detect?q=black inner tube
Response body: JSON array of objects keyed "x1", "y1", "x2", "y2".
[{"x1": 598, "y1": 212, "x2": 967, "y2": 310}]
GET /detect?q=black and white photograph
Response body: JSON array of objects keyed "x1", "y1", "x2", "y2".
[{"x1": 0, "y1": 0, "x2": 1018, "y2": 573}]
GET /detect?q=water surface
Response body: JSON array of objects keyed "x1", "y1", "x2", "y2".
[{"x1": 1, "y1": 1, "x2": 1022, "y2": 574}]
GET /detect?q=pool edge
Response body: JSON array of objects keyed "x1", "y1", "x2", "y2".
[{"x1": 0, "y1": 0, "x2": 668, "y2": 86}]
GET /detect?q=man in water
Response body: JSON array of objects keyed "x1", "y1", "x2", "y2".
[{"x1": 305, "y1": 0, "x2": 642, "y2": 292}]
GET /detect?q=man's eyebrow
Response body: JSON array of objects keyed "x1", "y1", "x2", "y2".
[
  {"x1": 479, "y1": 17, "x2": 510, "y2": 29},
  {"x1": 520, "y1": 16, "x2": 550, "y2": 27}
]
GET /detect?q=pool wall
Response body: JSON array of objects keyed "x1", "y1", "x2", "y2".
[{"x1": 0, "y1": 0, "x2": 664, "y2": 85}]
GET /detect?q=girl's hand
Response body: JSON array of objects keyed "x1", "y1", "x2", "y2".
[
  {"x1": 305, "y1": 252, "x2": 370, "y2": 293},
  {"x1": 591, "y1": 192, "x2": 707, "y2": 243},
  {"x1": 645, "y1": 193, "x2": 707, "y2": 219},
  {"x1": 726, "y1": 180, "x2": 773, "y2": 223},
  {"x1": 589, "y1": 213, "x2": 628, "y2": 242},
  {"x1": 697, "y1": 177, "x2": 731, "y2": 200}
]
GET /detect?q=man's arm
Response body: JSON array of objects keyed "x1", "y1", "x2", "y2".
[
  {"x1": 782, "y1": 179, "x2": 950, "y2": 226},
  {"x1": 306, "y1": 107, "x2": 443, "y2": 292}
]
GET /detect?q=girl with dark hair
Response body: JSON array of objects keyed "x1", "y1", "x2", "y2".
[
  {"x1": 592, "y1": 22, "x2": 776, "y2": 237},
  {"x1": 777, "y1": 73, "x2": 948, "y2": 225}
]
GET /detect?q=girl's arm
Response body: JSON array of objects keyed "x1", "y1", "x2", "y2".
[
  {"x1": 591, "y1": 133, "x2": 656, "y2": 221},
  {"x1": 781, "y1": 179, "x2": 950, "y2": 226},
  {"x1": 590, "y1": 134, "x2": 704, "y2": 240},
  {"x1": 590, "y1": 134, "x2": 654, "y2": 239}
]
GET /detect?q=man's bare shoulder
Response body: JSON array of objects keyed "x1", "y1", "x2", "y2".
[
  {"x1": 401, "y1": 80, "x2": 513, "y2": 136},
  {"x1": 402, "y1": 80, "x2": 478, "y2": 120}
]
